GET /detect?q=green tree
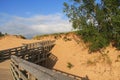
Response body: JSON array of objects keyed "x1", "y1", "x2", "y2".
[
  {"x1": 64, "y1": 0, "x2": 120, "y2": 52},
  {"x1": 0, "y1": 32, "x2": 4, "y2": 37}
]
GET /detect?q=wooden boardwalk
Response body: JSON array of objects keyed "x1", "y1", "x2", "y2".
[
  {"x1": 0, "y1": 40, "x2": 85, "y2": 80},
  {"x1": 0, "y1": 68, "x2": 12, "y2": 80},
  {"x1": 0, "y1": 60, "x2": 13, "y2": 80},
  {"x1": 0, "y1": 40, "x2": 55, "y2": 80}
]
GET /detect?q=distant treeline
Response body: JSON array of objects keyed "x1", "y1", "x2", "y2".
[
  {"x1": 14, "y1": 35, "x2": 26, "y2": 39},
  {"x1": 0, "y1": 32, "x2": 6, "y2": 37},
  {"x1": 0, "y1": 32, "x2": 26, "y2": 39}
]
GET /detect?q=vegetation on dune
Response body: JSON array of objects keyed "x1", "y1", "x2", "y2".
[
  {"x1": 0, "y1": 32, "x2": 5, "y2": 37},
  {"x1": 33, "y1": 32, "x2": 75, "y2": 40},
  {"x1": 115, "y1": 55, "x2": 120, "y2": 62},
  {"x1": 15, "y1": 35, "x2": 26, "y2": 39},
  {"x1": 0, "y1": 32, "x2": 26, "y2": 39},
  {"x1": 63, "y1": 0, "x2": 120, "y2": 52},
  {"x1": 33, "y1": 34, "x2": 56, "y2": 40},
  {"x1": 0, "y1": 32, "x2": 4, "y2": 36},
  {"x1": 67, "y1": 62, "x2": 74, "y2": 69},
  {"x1": 86, "y1": 50, "x2": 112, "y2": 66}
]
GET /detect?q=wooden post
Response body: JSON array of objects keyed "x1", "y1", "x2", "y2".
[{"x1": 28, "y1": 73, "x2": 36, "y2": 80}]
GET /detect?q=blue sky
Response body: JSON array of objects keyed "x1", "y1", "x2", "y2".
[
  {"x1": 0, "y1": 0, "x2": 100, "y2": 38},
  {"x1": 0, "y1": 0, "x2": 72, "y2": 38},
  {"x1": 0, "y1": 0, "x2": 65, "y2": 17}
]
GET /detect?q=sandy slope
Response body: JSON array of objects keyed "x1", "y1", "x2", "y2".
[
  {"x1": 0, "y1": 35, "x2": 41, "y2": 80},
  {"x1": 0, "y1": 34, "x2": 120, "y2": 80},
  {"x1": 0, "y1": 35, "x2": 40, "y2": 50},
  {"x1": 0, "y1": 35, "x2": 40, "y2": 68},
  {"x1": 50, "y1": 35, "x2": 120, "y2": 80}
]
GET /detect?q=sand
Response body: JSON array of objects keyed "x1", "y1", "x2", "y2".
[
  {"x1": 0, "y1": 35, "x2": 40, "y2": 50},
  {"x1": 0, "y1": 34, "x2": 120, "y2": 80},
  {"x1": 35, "y1": 33, "x2": 120, "y2": 80},
  {"x1": 50, "y1": 35, "x2": 120, "y2": 80}
]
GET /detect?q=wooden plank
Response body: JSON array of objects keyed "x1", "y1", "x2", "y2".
[
  {"x1": 11, "y1": 55, "x2": 75, "y2": 80},
  {"x1": 53, "y1": 69, "x2": 82, "y2": 80},
  {"x1": 10, "y1": 64, "x2": 20, "y2": 80},
  {"x1": 10, "y1": 68, "x2": 16, "y2": 80},
  {"x1": 0, "y1": 40, "x2": 55, "y2": 61},
  {"x1": 0, "y1": 68, "x2": 13, "y2": 80},
  {"x1": 11, "y1": 62, "x2": 28, "y2": 80},
  {"x1": 34, "y1": 58, "x2": 47, "y2": 64}
]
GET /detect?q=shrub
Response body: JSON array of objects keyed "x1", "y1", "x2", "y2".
[
  {"x1": 33, "y1": 35, "x2": 41, "y2": 40},
  {"x1": 78, "y1": 25, "x2": 109, "y2": 52},
  {"x1": 87, "y1": 60, "x2": 96, "y2": 66},
  {"x1": 19, "y1": 35, "x2": 26, "y2": 39},
  {"x1": 64, "y1": 0, "x2": 120, "y2": 52},
  {"x1": 0, "y1": 32, "x2": 4, "y2": 37},
  {"x1": 63, "y1": 36, "x2": 72, "y2": 42},
  {"x1": 115, "y1": 55, "x2": 120, "y2": 62},
  {"x1": 67, "y1": 62, "x2": 74, "y2": 69},
  {"x1": 100, "y1": 50, "x2": 112, "y2": 65}
]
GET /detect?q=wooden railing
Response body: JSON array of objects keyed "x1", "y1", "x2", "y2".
[
  {"x1": 10, "y1": 55, "x2": 75, "y2": 80},
  {"x1": 0, "y1": 40, "x2": 55, "y2": 61},
  {"x1": 53, "y1": 69, "x2": 82, "y2": 80},
  {"x1": 0, "y1": 46, "x2": 27, "y2": 61},
  {"x1": 0, "y1": 40, "x2": 85, "y2": 80},
  {"x1": 23, "y1": 40, "x2": 55, "y2": 49}
]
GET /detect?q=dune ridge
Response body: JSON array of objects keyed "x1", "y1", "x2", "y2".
[
  {"x1": 0, "y1": 34, "x2": 120, "y2": 80},
  {"x1": 36, "y1": 33, "x2": 120, "y2": 80}
]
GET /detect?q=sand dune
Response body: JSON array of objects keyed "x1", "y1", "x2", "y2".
[
  {"x1": 0, "y1": 35, "x2": 53, "y2": 64},
  {"x1": 0, "y1": 34, "x2": 120, "y2": 80},
  {"x1": 0, "y1": 35, "x2": 40, "y2": 50},
  {"x1": 50, "y1": 34, "x2": 120, "y2": 80}
]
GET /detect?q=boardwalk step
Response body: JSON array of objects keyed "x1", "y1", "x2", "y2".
[{"x1": 0, "y1": 68, "x2": 13, "y2": 80}]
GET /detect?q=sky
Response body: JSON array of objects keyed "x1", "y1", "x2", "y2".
[
  {"x1": 0, "y1": 0, "x2": 100, "y2": 38},
  {"x1": 0, "y1": 0, "x2": 72, "y2": 38}
]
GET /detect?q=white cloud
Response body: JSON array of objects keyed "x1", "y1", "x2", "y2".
[{"x1": 0, "y1": 13, "x2": 72, "y2": 38}]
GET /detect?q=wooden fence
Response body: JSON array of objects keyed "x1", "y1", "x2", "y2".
[
  {"x1": 0, "y1": 40, "x2": 55, "y2": 61},
  {"x1": 23, "y1": 40, "x2": 55, "y2": 49},
  {"x1": 0, "y1": 46, "x2": 27, "y2": 61},
  {"x1": 53, "y1": 69, "x2": 82, "y2": 80},
  {"x1": 10, "y1": 55, "x2": 75, "y2": 80},
  {"x1": 0, "y1": 40, "x2": 85, "y2": 80}
]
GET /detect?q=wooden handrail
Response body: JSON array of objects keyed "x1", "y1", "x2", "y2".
[
  {"x1": 0, "y1": 40, "x2": 55, "y2": 61},
  {"x1": 11, "y1": 55, "x2": 75, "y2": 80},
  {"x1": 1, "y1": 40, "x2": 84, "y2": 80},
  {"x1": 23, "y1": 40, "x2": 55, "y2": 49},
  {"x1": 0, "y1": 46, "x2": 27, "y2": 61},
  {"x1": 53, "y1": 69, "x2": 82, "y2": 80}
]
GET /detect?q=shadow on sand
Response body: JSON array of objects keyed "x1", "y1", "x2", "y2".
[
  {"x1": 80, "y1": 75, "x2": 90, "y2": 80},
  {"x1": 39, "y1": 53, "x2": 58, "y2": 69}
]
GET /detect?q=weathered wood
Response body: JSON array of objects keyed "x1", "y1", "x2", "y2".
[
  {"x1": 10, "y1": 61, "x2": 28, "y2": 80},
  {"x1": 11, "y1": 55, "x2": 75, "y2": 80},
  {"x1": 53, "y1": 69, "x2": 82, "y2": 80},
  {"x1": 0, "y1": 68, "x2": 13, "y2": 80},
  {"x1": 0, "y1": 45, "x2": 28, "y2": 61},
  {"x1": 0, "y1": 40, "x2": 83, "y2": 80},
  {"x1": 0, "y1": 40, "x2": 55, "y2": 61},
  {"x1": 23, "y1": 40, "x2": 55, "y2": 49},
  {"x1": 10, "y1": 64, "x2": 19, "y2": 80}
]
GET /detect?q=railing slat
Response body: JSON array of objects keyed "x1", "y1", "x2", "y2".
[
  {"x1": 11, "y1": 63, "x2": 28, "y2": 80},
  {"x1": 1, "y1": 40, "x2": 80, "y2": 80},
  {"x1": 11, "y1": 55, "x2": 75, "y2": 80},
  {"x1": 10, "y1": 64, "x2": 20, "y2": 80}
]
